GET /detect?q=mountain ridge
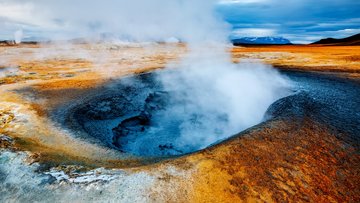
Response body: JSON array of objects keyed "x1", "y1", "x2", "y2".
[
  {"x1": 311, "y1": 33, "x2": 360, "y2": 45},
  {"x1": 232, "y1": 36, "x2": 292, "y2": 46}
]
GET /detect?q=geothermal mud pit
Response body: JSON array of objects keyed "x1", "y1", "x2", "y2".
[
  {"x1": 67, "y1": 68, "x2": 289, "y2": 157},
  {"x1": 70, "y1": 72, "x2": 238, "y2": 157}
]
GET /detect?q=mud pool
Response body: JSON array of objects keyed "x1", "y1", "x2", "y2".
[{"x1": 63, "y1": 69, "x2": 290, "y2": 157}]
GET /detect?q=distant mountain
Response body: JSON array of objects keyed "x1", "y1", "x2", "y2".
[
  {"x1": 0, "y1": 40, "x2": 39, "y2": 46},
  {"x1": 0, "y1": 36, "x2": 49, "y2": 46},
  {"x1": 311, "y1": 33, "x2": 360, "y2": 45},
  {"x1": 232, "y1": 37, "x2": 292, "y2": 45}
]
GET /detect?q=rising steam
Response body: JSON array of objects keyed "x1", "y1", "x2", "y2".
[
  {"x1": 4, "y1": 0, "x2": 291, "y2": 151},
  {"x1": 14, "y1": 29, "x2": 23, "y2": 44},
  {"x1": 156, "y1": 56, "x2": 290, "y2": 152},
  {"x1": 4, "y1": 0, "x2": 229, "y2": 43}
]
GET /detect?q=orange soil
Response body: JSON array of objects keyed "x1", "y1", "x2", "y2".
[
  {"x1": 232, "y1": 45, "x2": 360, "y2": 77},
  {"x1": 188, "y1": 118, "x2": 360, "y2": 202}
]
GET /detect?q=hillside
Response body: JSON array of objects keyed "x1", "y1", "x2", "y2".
[{"x1": 312, "y1": 33, "x2": 360, "y2": 45}]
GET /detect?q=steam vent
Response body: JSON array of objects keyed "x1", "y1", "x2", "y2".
[{"x1": 1, "y1": 1, "x2": 360, "y2": 202}]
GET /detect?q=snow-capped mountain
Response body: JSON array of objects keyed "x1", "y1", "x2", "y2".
[{"x1": 231, "y1": 37, "x2": 292, "y2": 45}]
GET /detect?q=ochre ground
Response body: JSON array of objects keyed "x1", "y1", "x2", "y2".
[
  {"x1": 232, "y1": 45, "x2": 360, "y2": 73},
  {"x1": 1, "y1": 43, "x2": 359, "y2": 202},
  {"x1": 186, "y1": 118, "x2": 359, "y2": 202}
]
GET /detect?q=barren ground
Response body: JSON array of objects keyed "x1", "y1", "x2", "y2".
[{"x1": 0, "y1": 43, "x2": 359, "y2": 202}]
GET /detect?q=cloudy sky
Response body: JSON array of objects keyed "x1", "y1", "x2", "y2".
[
  {"x1": 0, "y1": 0, "x2": 359, "y2": 44},
  {"x1": 218, "y1": 0, "x2": 360, "y2": 43}
]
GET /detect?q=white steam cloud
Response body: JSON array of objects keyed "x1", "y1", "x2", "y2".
[
  {"x1": 0, "y1": 0, "x2": 292, "y2": 152},
  {"x1": 1, "y1": 0, "x2": 229, "y2": 43},
  {"x1": 14, "y1": 29, "x2": 23, "y2": 44},
  {"x1": 120, "y1": 47, "x2": 291, "y2": 155},
  {"x1": 157, "y1": 56, "x2": 290, "y2": 152},
  {"x1": 2, "y1": 0, "x2": 291, "y2": 152}
]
